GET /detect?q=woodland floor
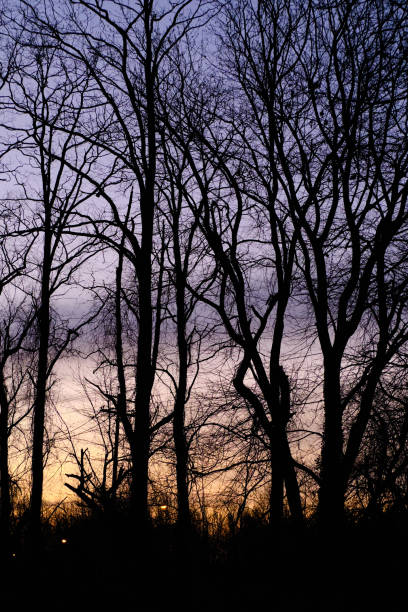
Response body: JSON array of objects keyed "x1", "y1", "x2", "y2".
[{"x1": 3, "y1": 514, "x2": 408, "y2": 611}]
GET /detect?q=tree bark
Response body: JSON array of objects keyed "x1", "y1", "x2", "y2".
[
  {"x1": 318, "y1": 358, "x2": 345, "y2": 530},
  {"x1": 29, "y1": 198, "x2": 51, "y2": 546},
  {"x1": 0, "y1": 376, "x2": 11, "y2": 555}
]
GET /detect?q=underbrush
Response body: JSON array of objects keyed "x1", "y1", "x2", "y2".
[{"x1": 3, "y1": 507, "x2": 408, "y2": 611}]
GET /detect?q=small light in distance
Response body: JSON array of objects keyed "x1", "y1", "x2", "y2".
[
  {"x1": 61, "y1": 538, "x2": 68, "y2": 544},
  {"x1": 12, "y1": 553, "x2": 16, "y2": 558},
  {"x1": 159, "y1": 505, "x2": 167, "y2": 510}
]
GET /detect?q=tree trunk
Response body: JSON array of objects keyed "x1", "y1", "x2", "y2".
[
  {"x1": 0, "y1": 376, "x2": 11, "y2": 556},
  {"x1": 318, "y1": 360, "x2": 345, "y2": 530},
  {"x1": 283, "y1": 440, "x2": 304, "y2": 522},
  {"x1": 132, "y1": 218, "x2": 154, "y2": 527},
  {"x1": 269, "y1": 430, "x2": 284, "y2": 529},
  {"x1": 173, "y1": 218, "x2": 192, "y2": 532},
  {"x1": 29, "y1": 203, "x2": 51, "y2": 546},
  {"x1": 131, "y1": 15, "x2": 157, "y2": 528},
  {"x1": 173, "y1": 355, "x2": 191, "y2": 532}
]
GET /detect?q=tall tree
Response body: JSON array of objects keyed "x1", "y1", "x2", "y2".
[
  {"x1": 161, "y1": 2, "x2": 308, "y2": 526},
  {"x1": 4, "y1": 41, "x2": 100, "y2": 543},
  {"x1": 21, "y1": 0, "x2": 215, "y2": 528},
  {"x1": 0, "y1": 256, "x2": 36, "y2": 554},
  {"x1": 269, "y1": 0, "x2": 408, "y2": 528},
  {"x1": 158, "y1": 137, "x2": 219, "y2": 533},
  {"x1": 190, "y1": 0, "x2": 408, "y2": 531}
]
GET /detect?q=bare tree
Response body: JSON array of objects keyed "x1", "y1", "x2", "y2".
[
  {"x1": 168, "y1": 0, "x2": 408, "y2": 533},
  {"x1": 159, "y1": 3, "x2": 309, "y2": 527},
  {"x1": 1, "y1": 0, "x2": 405, "y2": 558},
  {"x1": 2, "y1": 39, "x2": 101, "y2": 544},
  {"x1": 0, "y1": 290, "x2": 36, "y2": 555},
  {"x1": 278, "y1": 0, "x2": 408, "y2": 529},
  {"x1": 19, "y1": 0, "x2": 217, "y2": 532},
  {"x1": 157, "y1": 136, "x2": 222, "y2": 534},
  {"x1": 0, "y1": 1, "x2": 34, "y2": 556}
]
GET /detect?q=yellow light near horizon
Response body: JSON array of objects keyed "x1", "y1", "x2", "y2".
[
  {"x1": 61, "y1": 538, "x2": 68, "y2": 544},
  {"x1": 160, "y1": 505, "x2": 167, "y2": 510}
]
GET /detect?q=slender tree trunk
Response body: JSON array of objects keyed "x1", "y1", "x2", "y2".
[
  {"x1": 173, "y1": 313, "x2": 191, "y2": 532},
  {"x1": 111, "y1": 410, "x2": 120, "y2": 497},
  {"x1": 132, "y1": 216, "x2": 154, "y2": 527},
  {"x1": 283, "y1": 438, "x2": 304, "y2": 522},
  {"x1": 29, "y1": 203, "x2": 51, "y2": 546},
  {"x1": 0, "y1": 376, "x2": 11, "y2": 555},
  {"x1": 130, "y1": 11, "x2": 157, "y2": 528},
  {"x1": 172, "y1": 209, "x2": 192, "y2": 532},
  {"x1": 114, "y1": 236, "x2": 134, "y2": 515}
]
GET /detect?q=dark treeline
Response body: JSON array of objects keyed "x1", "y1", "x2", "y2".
[{"x1": 0, "y1": 0, "x2": 408, "y2": 608}]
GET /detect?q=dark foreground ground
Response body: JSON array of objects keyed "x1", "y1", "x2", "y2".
[{"x1": 3, "y1": 512, "x2": 408, "y2": 611}]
